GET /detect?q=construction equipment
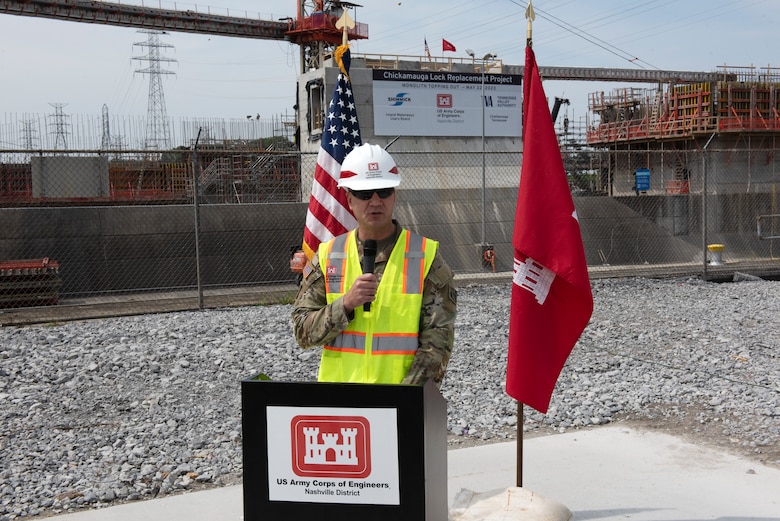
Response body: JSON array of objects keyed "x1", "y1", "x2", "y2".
[
  {"x1": 0, "y1": 258, "x2": 62, "y2": 307},
  {"x1": 1, "y1": 1, "x2": 368, "y2": 73},
  {"x1": 551, "y1": 97, "x2": 570, "y2": 124}
]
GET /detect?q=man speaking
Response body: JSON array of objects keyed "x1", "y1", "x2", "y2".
[{"x1": 292, "y1": 143, "x2": 457, "y2": 388}]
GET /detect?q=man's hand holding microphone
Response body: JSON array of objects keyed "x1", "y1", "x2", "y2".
[{"x1": 342, "y1": 239, "x2": 377, "y2": 316}]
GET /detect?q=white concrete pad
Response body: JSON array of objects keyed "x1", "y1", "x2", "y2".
[
  {"x1": 448, "y1": 427, "x2": 780, "y2": 520},
  {"x1": 48, "y1": 426, "x2": 780, "y2": 521}
]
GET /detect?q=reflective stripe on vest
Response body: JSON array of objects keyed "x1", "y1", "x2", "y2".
[
  {"x1": 317, "y1": 229, "x2": 437, "y2": 383},
  {"x1": 327, "y1": 331, "x2": 419, "y2": 355},
  {"x1": 403, "y1": 231, "x2": 426, "y2": 295}
]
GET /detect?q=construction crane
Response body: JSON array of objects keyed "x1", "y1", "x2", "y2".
[
  {"x1": 0, "y1": 0, "x2": 368, "y2": 73},
  {"x1": 1, "y1": 1, "x2": 733, "y2": 83},
  {"x1": 285, "y1": 1, "x2": 367, "y2": 71},
  {"x1": 551, "y1": 97, "x2": 570, "y2": 124}
]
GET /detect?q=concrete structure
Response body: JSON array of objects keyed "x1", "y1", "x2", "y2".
[
  {"x1": 42, "y1": 426, "x2": 780, "y2": 521},
  {"x1": 587, "y1": 65, "x2": 780, "y2": 197},
  {"x1": 2, "y1": 191, "x2": 776, "y2": 300},
  {"x1": 1, "y1": 7, "x2": 778, "y2": 298},
  {"x1": 0, "y1": 204, "x2": 306, "y2": 296},
  {"x1": 31, "y1": 157, "x2": 110, "y2": 199}
]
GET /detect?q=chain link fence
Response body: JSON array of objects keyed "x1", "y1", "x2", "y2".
[
  {"x1": 1, "y1": 144, "x2": 779, "y2": 315},
  {"x1": 584, "y1": 147, "x2": 780, "y2": 268}
]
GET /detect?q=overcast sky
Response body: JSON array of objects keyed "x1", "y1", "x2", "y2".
[{"x1": 1, "y1": 0, "x2": 778, "y2": 127}]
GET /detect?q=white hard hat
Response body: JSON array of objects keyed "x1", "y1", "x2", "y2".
[{"x1": 338, "y1": 143, "x2": 401, "y2": 190}]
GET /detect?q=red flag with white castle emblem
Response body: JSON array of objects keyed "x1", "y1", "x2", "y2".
[{"x1": 506, "y1": 45, "x2": 593, "y2": 414}]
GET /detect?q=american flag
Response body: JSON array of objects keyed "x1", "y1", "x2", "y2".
[
  {"x1": 302, "y1": 44, "x2": 361, "y2": 259},
  {"x1": 424, "y1": 37, "x2": 432, "y2": 59}
]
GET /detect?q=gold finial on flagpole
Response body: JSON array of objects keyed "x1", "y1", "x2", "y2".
[
  {"x1": 525, "y1": 0, "x2": 535, "y2": 47},
  {"x1": 336, "y1": 10, "x2": 355, "y2": 47}
]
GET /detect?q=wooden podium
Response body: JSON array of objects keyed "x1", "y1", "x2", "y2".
[{"x1": 241, "y1": 377, "x2": 448, "y2": 521}]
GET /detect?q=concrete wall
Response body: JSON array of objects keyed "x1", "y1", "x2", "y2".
[
  {"x1": 0, "y1": 191, "x2": 773, "y2": 297},
  {"x1": 0, "y1": 204, "x2": 306, "y2": 296},
  {"x1": 31, "y1": 156, "x2": 110, "y2": 199},
  {"x1": 605, "y1": 136, "x2": 780, "y2": 197},
  {"x1": 398, "y1": 189, "x2": 774, "y2": 272}
]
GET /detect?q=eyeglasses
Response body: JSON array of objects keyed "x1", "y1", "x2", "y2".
[{"x1": 349, "y1": 188, "x2": 395, "y2": 200}]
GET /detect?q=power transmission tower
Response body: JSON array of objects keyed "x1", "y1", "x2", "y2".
[
  {"x1": 101, "y1": 104, "x2": 111, "y2": 151},
  {"x1": 133, "y1": 30, "x2": 176, "y2": 151},
  {"x1": 48, "y1": 103, "x2": 70, "y2": 151},
  {"x1": 20, "y1": 117, "x2": 39, "y2": 150}
]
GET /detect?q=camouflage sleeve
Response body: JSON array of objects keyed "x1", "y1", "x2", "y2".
[
  {"x1": 402, "y1": 250, "x2": 457, "y2": 388},
  {"x1": 291, "y1": 253, "x2": 352, "y2": 349}
]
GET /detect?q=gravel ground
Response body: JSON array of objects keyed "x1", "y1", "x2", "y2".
[{"x1": 1, "y1": 276, "x2": 779, "y2": 519}]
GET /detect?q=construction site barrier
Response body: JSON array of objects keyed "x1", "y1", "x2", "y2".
[{"x1": 0, "y1": 258, "x2": 62, "y2": 307}]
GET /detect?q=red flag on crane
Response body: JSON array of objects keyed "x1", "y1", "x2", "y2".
[
  {"x1": 505, "y1": 45, "x2": 593, "y2": 414},
  {"x1": 442, "y1": 39, "x2": 456, "y2": 52}
]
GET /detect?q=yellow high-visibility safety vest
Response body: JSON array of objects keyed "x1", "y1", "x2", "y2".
[{"x1": 318, "y1": 229, "x2": 438, "y2": 384}]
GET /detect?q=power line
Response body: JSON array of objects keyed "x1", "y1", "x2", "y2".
[{"x1": 510, "y1": 0, "x2": 662, "y2": 69}]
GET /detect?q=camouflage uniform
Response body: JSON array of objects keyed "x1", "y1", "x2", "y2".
[{"x1": 292, "y1": 221, "x2": 457, "y2": 388}]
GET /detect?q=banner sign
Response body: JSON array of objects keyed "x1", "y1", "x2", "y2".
[
  {"x1": 266, "y1": 406, "x2": 400, "y2": 505},
  {"x1": 372, "y1": 69, "x2": 522, "y2": 137}
]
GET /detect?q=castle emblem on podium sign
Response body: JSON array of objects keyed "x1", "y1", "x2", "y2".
[{"x1": 290, "y1": 415, "x2": 371, "y2": 478}]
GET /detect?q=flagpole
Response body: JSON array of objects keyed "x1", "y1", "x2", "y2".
[
  {"x1": 515, "y1": 0, "x2": 535, "y2": 490},
  {"x1": 517, "y1": 402, "x2": 524, "y2": 487},
  {"x1": 301, "y1": 11, "x2": 360, "y2": 259}
]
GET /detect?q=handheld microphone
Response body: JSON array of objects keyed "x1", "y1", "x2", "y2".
[{"x1": 362, "y1": 239, "x2": 377, "y2": 313}]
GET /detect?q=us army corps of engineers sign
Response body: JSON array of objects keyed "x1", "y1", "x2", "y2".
[
  {"x1": 372, "y1": 69, "x2": 522, "y2": 137},
  {"x1": 265, "y1": 406, "x2": 400, "y2": 505}
]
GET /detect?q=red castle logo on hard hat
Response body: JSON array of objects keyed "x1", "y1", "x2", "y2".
[
  {"x1": 290, "y1": 415, "x2": 371, "y2": 478},
  {"x1": 368, "y1": 162, "x2": 379, "y2": 171}
]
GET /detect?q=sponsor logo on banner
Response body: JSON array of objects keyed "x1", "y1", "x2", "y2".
[
  {"x1": 437, "y1": 94, "x2": 453, "y2": 108},
  {"x1": 388, "y1": 93, "x2": 412, "y2": 106},
  {"x1": 290, "y1": 415, "x2": 371, "y2": 478}
]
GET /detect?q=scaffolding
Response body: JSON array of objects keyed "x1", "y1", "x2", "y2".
[{"x1": 587, "y1": 65, "x2": 780, "y2": 144}]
